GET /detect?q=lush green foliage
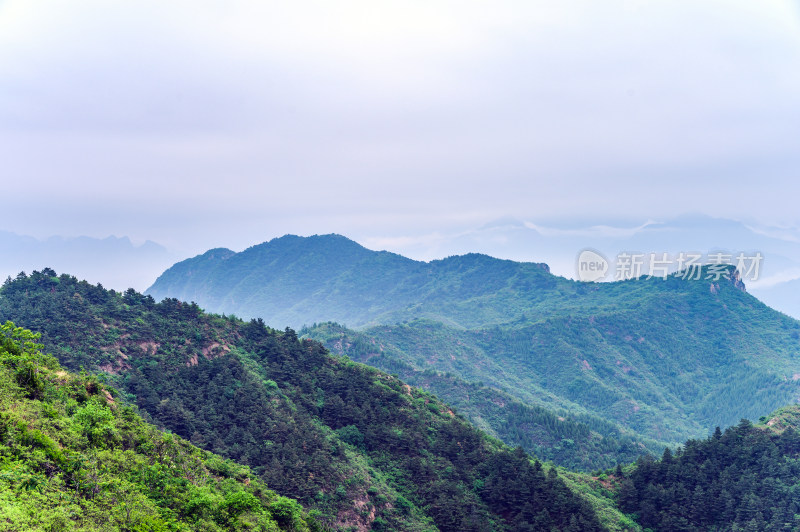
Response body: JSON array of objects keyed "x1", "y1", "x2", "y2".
[
  {"x1": 618, "y1": 414, "x2": 800, "y2": 531},
  {"x1": 0, "y1": 320, "x2": 320, "y2": 532},
  {"x1": 0, "y1": 270, "x2": 606, "y2": 531}
]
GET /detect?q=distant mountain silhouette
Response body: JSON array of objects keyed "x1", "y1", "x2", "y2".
[{"x1": 0, "y1": 230, "x2": 174, "y2": 291}]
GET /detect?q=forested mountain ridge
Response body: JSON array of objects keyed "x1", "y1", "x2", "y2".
[
  {"x1": 0, "y1": 321, "x2": 320, "y2": 531},
  {"x1": 0, "y1": 270, "x2": 606, "y2": 531},
  {"x1": 145, "y1": 234, "x2": 557, "y2": 329}
]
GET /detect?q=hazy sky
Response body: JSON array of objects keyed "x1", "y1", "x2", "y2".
[{"x1": 2, "y1": 0, "x2": 799, "y2": 255}]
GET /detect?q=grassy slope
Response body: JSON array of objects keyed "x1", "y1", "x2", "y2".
[{"x1": 559, "y1": 471, "x2": 641, "y2": 532}]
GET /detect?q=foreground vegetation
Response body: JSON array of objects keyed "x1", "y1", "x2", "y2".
[{"x1": 0, "y1": 321, "x2": 320, "y2": 531}]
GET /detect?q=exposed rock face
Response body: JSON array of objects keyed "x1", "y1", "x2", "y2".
[{"x1": 730, "y1": 269, "x2": 747, "y2": 292}]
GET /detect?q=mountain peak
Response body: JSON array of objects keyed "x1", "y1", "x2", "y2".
[
  {"x1": 200, "y1": 247, "x2": 236, "y2": 259},
  {"x1": 244, "y1": 233, "x2": 369, "y2": 254}
]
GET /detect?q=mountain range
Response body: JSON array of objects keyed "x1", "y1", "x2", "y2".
[
  {"x1": 4, "y1": 214, "x2": 799, "y2": 318},
  {"x1": 146, "y1": 234, "x2": 800, "y2": 455}
]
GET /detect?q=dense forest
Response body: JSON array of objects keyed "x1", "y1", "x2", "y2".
[
  {"x1": 0, "y1": 270, "x2": 605, "y2": 531},
  {"x1": 0, "y1": 321, "x2": 320, "y2": 531},
  {"x1": 617, "y1": 410, "x2": 800, "y2": 531}
]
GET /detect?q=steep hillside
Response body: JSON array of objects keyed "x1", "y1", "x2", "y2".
[
  {"x1": 0, "y1": 321, "x2": 319, "y2": 532},
  {"x1": 0, "y1": 270, "x2": 605, "y2": 532}
]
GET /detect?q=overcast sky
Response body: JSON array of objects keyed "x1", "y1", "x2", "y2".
[{"x1": 1, "y1": 0, "x2": 799, "y2": 256}]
